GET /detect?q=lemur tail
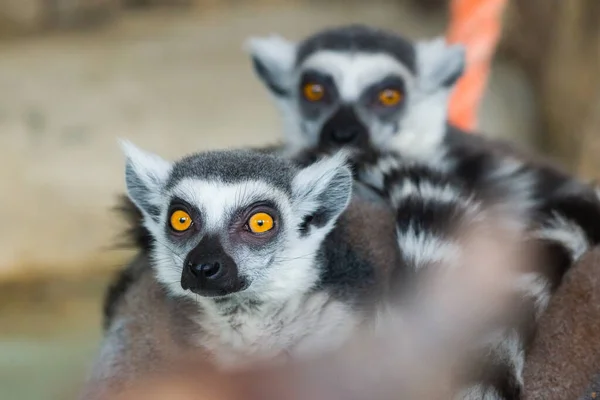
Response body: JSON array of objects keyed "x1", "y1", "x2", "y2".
[{"x1": 360, "y1": 157, "x2": 531, "y2": 399}]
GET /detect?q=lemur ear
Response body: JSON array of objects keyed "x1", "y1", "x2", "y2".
[
  {"x1": 416, "y1": 36, "x2": 466, "y2": 92},
  {"x1": 119, "y1": 139, "x2": 172, "y2": 221},
  {"x1": 244, "y1": 35, "x2": 297, "y2": 97},
  {"x1": 292, "y1": 151, "x2": 353, "y2": 232}
]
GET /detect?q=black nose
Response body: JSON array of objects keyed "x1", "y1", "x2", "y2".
[
  {"x1": 190, "y1": 262, "x2": 221, "y2": 279},
  {"x1": 180, "y1": 235, "x2": 246, "y2": 297},
  {"x1": 330, "y1": 127, "x2": 360, "y2": 144},
  {"x1": 319, "y1": 106, "x2": 368, "y2": 148}
]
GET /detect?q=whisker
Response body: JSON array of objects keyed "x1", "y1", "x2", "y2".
[{"x1": 274, "y1": 252, "x2": 317, "y2": 263}]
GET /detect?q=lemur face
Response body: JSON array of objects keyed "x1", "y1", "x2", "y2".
[
  {"x1": 121, "y1": 141, "x2": 352, "y2": 302},
  {"x1": 247, "y1": 25, "x2": 465, "y2": 160}
]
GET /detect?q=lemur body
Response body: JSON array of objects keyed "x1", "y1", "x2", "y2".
[
  {"x1": 85, "y1": 143, "x2": 524, "y2": 399},
  {"x1": 245, "y1": 25, "x2": 600, "y2": 399}
]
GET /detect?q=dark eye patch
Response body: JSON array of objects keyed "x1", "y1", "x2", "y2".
[
  {"x1": 164, "y1": 197, "x2": 202, "y2": 240},
  {"x1": 230, "y1": 200, "x2": 279, "y2": 229},
  {"x1": 361, "y1": 75, "x2": 407, "y2": 120},
  {"x1": 362, "y1": 75, "x2": 406, "y2": 106},
  {"x1": 298, "y1": 69, "x2": 339, "y2": 114},
  {"x1": 230, "y1": 200, "x2": 282, "y2": 248}
]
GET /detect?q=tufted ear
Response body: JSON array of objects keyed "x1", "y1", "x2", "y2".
[
  {"x1": 244, "y1": 34, "x2": 297, "y2": 97},
  {"x1": 292, "y1": 151, "x2": 353, "y2": 234},
  {"x1": 415, "y1": 36, "x2": 466, "y2": 92},
  {"x1": 119, "y1": 139, "x2": 172, "y2": 221}
]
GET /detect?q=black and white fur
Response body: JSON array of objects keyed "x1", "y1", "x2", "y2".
[{"x1": 247, "y1": 24, "x2": 600, "y2": 399}]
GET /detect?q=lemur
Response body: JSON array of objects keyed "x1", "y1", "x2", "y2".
[
  {"x1": 85, "y1": 142, "x2": 529, "y2": 399},
  {"x1": 245, "y1": 24, "x2": 600, "y2": 398}
]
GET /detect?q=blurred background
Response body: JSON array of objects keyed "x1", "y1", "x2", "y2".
[{"x1": 0, "y1": 0, "x2": 598, "y2": 398}]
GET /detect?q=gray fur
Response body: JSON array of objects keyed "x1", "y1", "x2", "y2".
[{"x1": 166, "y1": 149, "x2": 297, "y2": 193}]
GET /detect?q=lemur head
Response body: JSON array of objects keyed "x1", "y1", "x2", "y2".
[
  {"x1": 121, "y1": 141, "x2": 353, "y2": 302},
  {"x1": 247, "y1": 25, "x2": 465, "y2": 160}
]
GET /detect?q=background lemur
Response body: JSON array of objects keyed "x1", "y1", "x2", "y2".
[
  {"x1": 85, "y1": 142, "x2": 530, "y2": 399},
  {"x1": 247, "y1": 24, "x2": 600, "y2": 248},
  {"x1": 246, "y1": 22, "x2": 600, "y2": 392}
]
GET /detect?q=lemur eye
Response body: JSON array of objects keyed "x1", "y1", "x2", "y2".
[
  {"x1": 170, "y1": 210, "x2": 192, "y2": 232},
  {"x1": 247, "y1": 212, "x2": 274, "y2": 233},
  {"x1": 378, "y1": 89, "x2": 403, "y2": 107},
  {"x1": 303, "y1": 83, "x2": 325, "y2": 102}
]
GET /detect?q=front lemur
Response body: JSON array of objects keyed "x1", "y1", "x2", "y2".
[
  {"x1": 246, "y1": 24, "x2": 600, "y2": 399},
  {"x1": 83, "y1": 142, "x2": 527, "y2": 399}
]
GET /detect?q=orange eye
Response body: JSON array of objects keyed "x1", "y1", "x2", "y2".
[
  {"x1": 303, "y1": 83, "x2": 325, "y2": 102},
  {"x1": 248, "y1": 212, "x2": 274, "y2": 234},
  {"x1": 170, "y1": 210, "x2": 192, "y2": 232},
  {"x1": 378, "y1": 89, "x2": 402, "y2": 107}
]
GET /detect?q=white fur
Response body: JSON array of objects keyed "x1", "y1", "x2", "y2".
[
  {"x1": 357, "y1": 155, "x2": 402, "y2": 191},
  {"x1": 245, "y1": 34, "x2": 297, "y2": 90},
  {"x1": 120, "y1": 139, "x2": 172, "y2": 205},
  {"x1": 389, "y1": 88, "x2": 449, "y2": 161},
  {"x1": 292, "y1": 150, "x2": 353, "y2": 223},
  {"x1": 387, "y1": 37, "x2": 462, "y2": 160},
  {"x1": 500, "y1": 330, "x2": 525, "y2": 387},
  {"x1": 198, "y1": 292, "x2": 359, "y2": 369},
  {"x1": 120, "y1": 139, "x2": 171, "y2": 183},
  {"x1": 389, "y1": 178, "x2": 476, "y2": 213},
  {"x1": 245, "y1": 35, "x2": 308, "y2": 150},
  {"x1": 415, "y1": 37, "x2": 465, "y2": 93},
  {"x1": 534, "y1": 213, "x2": 590, "y2": 262},
  {"x1": 515, "y1": 272, "x2": 551, "y2": 318},
  {"x1": 397, "y1": 226, "x2": 460, "y2": 270},
  {"x1": 382, "y1": 37, "x2": 464, "y2": 160}
]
